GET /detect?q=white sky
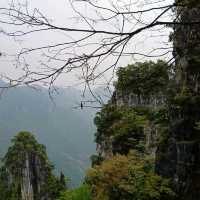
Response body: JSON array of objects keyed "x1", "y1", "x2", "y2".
[{"x1": 0, "y1": 0, "x2": 174, "y2": 89}]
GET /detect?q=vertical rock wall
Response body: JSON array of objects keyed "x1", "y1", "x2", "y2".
[
  {"x1": 1, "y1": 132, "x2": 56, "y2": 200},
  {"x1": 156, "y1": 3, "x2": 200, "y2": 199},
  {"x1": 112, "y1": 90, "x2": 162, "y2": 155},
  {"x1": 21, "y1": 154, "x2": 34, "y2": 200}
]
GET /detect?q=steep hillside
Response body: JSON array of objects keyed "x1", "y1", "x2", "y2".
[
  {"x1": 155, "y1": 2, "x2": 200, "y2": 199},
  {"x1": 86, "y1": 60, "x2": 176, "y2": 200},
  {"x1": 0, "y1": 81, "x2": 96, "y2": 186}
]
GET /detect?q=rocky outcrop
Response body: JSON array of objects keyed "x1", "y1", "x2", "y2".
[
  {"x1": 155, "y1": 3, "x2": 200, "y2": 199},
  {"x1": 96, "y1": 138, "x2": 113, "y2": 160},
  {"x1": 95, "y1": 61, "x2": 170, "y2": 160},
  {"x1": 21, "y1": 154, "x2": 34, "y2": 200},
  {"x1": 113, "y1": 90, "x2": 165, "y2": 108},
  {"x1": 0, "y1": 132, "x2": 62, "y2": 200},
  {"x1": 19, "y1": 153, "x2": 52, "y2": 200},
  {"x1": 111, "y1": 91, "x2": 163, "y2": 155},
  {"x1": 156, "y1": 139, "x2": 200, "y2": 199}
]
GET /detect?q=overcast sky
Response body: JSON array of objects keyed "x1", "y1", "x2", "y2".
[{"x1": 0, "y1": 0, "x2": 173, "y2": 89}]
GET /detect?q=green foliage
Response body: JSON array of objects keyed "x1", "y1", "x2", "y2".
[
  {"x1": 45, "y1": 174, "x2": 67, "y2": 199},
  {"x1": 94, "y1": 104, "x2": 121, "y2": 142},
  {"x1": 94, "y1": 60, "x2": 173, "y2": 155},
  {"x1": 86, "y1": 152, "x2": 175, "y2": 200},
  {"x1": 0, "y1": 167, "x2": 13, "y2": 200},
  {"x1": 167, "y1": 85, "x2": 200, "y2": 139},
  {"x1": 56, "y1": 185, "x2": 92, "y2": 200},
  {"x1": 60, "y1": 172, "x2": 68, "y2": 190},
  {"x1": 3, "y1": 131, "x2": 51, "y2": 176},
  {"x1": 0, "y1": 132, "x2": 67, "y2": 199},
  {"x1": 90, "y1": 154, "x2": 104, "y2": 167},
  {"x1": 93, "y1": 60, "x2": 173, "y2": 157},
  {"x1": 92, "y1": 60, "x2": 176, "y2": 200},
  {"x1": 111, "y1": 108, "x2": 147, "y2": 154},
  {"x1": 94, "y1": 102, "x2": 170, "y2": 156},
  {"x1": 94, "y1": 105, "x2": 147, "y2": 154},
  {"x1": 115, "y1": 60, "x2": 170, "y2": 97}
]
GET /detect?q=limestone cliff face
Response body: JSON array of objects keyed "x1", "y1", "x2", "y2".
[
  {"x1": 21, "y1": 154, "x2": 34, "y2": 200},
  {"x1": 19, "y1": 153, "x2": 51, "y2": 200},
  {"x1": 95, "y1": 62, "x2": 169, "y2": 161},
  {"x1": 96, "y1": 138, "x2": 114, "y2": 160},
  {"x1": 0, "y1": 132, "x2": 59, "y2": 200},
  {"x1": 113, "y1": 90, "x2": 165, "y2": 108},
  {"x1": 155, "y1": 3, "x2": 200, "y2": 199},
  {"x1": 111, "y1": 90, "x2": 163, "y2": 155},
  {"x1": 93, "y1": 3, "x2": 200, "y2": 198}
]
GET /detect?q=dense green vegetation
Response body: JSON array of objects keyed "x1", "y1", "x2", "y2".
[
  {"x1": 87, "y1": 2, "x2": 200, "y2": 197},
  {"x1": 85, "y1": 60, "x2": 177, "y2": 200},
  {"x1": 86, "y1": 152, "x2": 175, "y2": 200},
  {"x1": 94, "y1": 105, "x2": 147, "y2": 154},
  {"x1": 94, "y1": 60, "x2": 173, "y2": 156},
  {"x1": 57, "y1": 185, "x2": 92, "y2": 200},
  {"x1": 4, "y1": 132, "x2": 49, "y2": 168},
  {"x1": 115, "y1": 60, "x2": 171, "y2": 97},
  {"x1": 0, "y1": 132, "x2": 66, "y2": 200}
]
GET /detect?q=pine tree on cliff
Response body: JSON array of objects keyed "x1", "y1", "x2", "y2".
[
  {"x1": 156, "y1": 1, "x2": 200, "y2": 199},
  {"x1": 0, "y1": 131, "x2": 64, "y2": 200}
]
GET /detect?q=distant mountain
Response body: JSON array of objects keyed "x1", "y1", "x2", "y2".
[{"x1": 0, "y1": 81, "x2": 97, "y2": 187}]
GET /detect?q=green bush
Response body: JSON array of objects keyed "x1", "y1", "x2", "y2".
[
  {"x1": 115, "y1": 60, "x2": 170, "y2": 97},
  {"x1": 94, "y1": 105, "x2": 147, "y2": 154},
  {"x1": 56, "y1": 185, "x2": 92, "y2": 200},
  {"x1": 86, "y1": 152, "x2": 176, "y2": 200}
]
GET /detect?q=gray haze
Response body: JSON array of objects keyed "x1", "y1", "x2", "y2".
[{"x1": 0, "y1": 0, "x2": 173, "y2": 88}]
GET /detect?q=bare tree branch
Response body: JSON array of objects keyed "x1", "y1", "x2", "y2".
[{"x1": 0, "y1": 0, "x2": 199, "y2": 106}]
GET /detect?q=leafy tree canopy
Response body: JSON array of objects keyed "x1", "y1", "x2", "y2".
[
  {"x1": 94, "y1": 105, "x2": 147, "y2": 154},
  {"x1": 86, "y1": 152, "x2": 175, "y2": 200},
  {"x1": 115, "y1": 60, "x2": 171, "y2": 97}
]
